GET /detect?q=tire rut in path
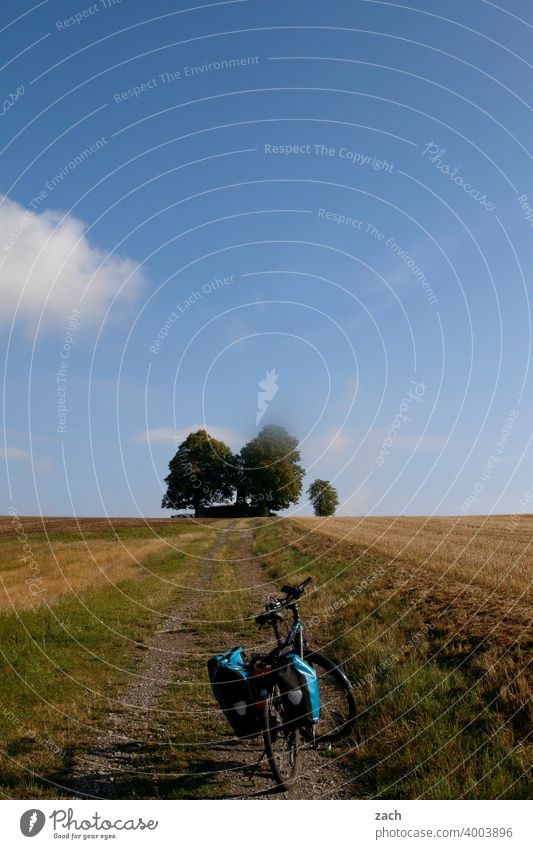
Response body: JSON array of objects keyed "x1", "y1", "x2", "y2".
[
  {"x1": 67, "y1": 535, "x2": 222, "y2": 798},
  {"x1": 68, "y1": 523, "x2": 360, "y2": 799}
]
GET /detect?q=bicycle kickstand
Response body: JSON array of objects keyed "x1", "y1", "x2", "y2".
[{"x1": 244, "y1": 748, "x2": 267, "y2": 783}]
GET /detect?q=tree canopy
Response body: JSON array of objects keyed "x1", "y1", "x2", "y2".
[
  {"x1": 240, "y1": 424, "x2": 304, "y2": 514},
  {"x1": 161, "y1": 424, "x2": 305, "y2": 516},
  {"x1": 161, "y1": 429, "x2": 234, "y2": 516},
  {"x1": 307, "y1": 479, "x2": 339, "y2": 516}
]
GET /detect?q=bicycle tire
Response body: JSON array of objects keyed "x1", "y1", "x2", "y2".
[
  {"x1": 305, "y1": 650, "x2": 357, "y2": 744},
  {"x1": 261, "y1": 683, "x2": 300, "y2": 791}
]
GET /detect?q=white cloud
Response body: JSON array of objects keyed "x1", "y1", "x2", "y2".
[
  {"x1": 302, "y1": 428, "x2": 356, "y2": 464},
  {"x1": 0, "y1": 195, "x2": 145, "y2": 327},
  {"x1": 337, "y1": 485, "x2": 374, "y2": 515},
  {"x1": 0, "y1": 446, "x2": 51, "y2": 471},
  {"x1": 134, "y1": 425, "x2": 243, "y2": 450}
]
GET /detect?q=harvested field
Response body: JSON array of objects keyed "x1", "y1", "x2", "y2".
[
  {"x1": 257, "y1": 519, "x2": 532, "y2": 799},
  {"x1": 0, "y1": 515, "x2": 208, "y2": 539},
  {"x1": 0, "y1": 518, "x2": 218, "y2": 610},
  {"x1": 290, "y1": 515, "x2": 533, "y2": 601},
  {"x1": 0, "y1": 515, "x2": 530, "y2": 799}
]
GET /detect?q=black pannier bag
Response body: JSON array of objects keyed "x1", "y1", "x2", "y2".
[
  {"x1": 208, "y1": 647, "x2": 262, "y2": 739},
  {"x1": 274, "y1": 652, "x2": 321, "y2": 729}
]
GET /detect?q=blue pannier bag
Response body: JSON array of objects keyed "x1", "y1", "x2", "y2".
[
  {"x1": 208, "y1": 647, "x2": 262, "y2": 739},
  {"x1": 275, "y1": 653, "x2": 320, "y2": 729}
]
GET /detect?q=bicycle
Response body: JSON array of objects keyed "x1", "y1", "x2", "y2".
[{"x1": 248, "y1": 576, "x2": 357, "y2": 790}]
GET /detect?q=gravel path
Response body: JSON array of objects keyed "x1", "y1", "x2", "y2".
[{"x1": 68, "y1": 522, "x2": 360, "y2": 799}]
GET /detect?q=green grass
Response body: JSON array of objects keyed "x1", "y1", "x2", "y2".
[
  {"x1": 1, "y1": 518, "x2": 529, "y2": 799},
  {"x1": 0, "y1": 522, "x2": 201, "y2": 548},
  {"x1": 0, "y1": 526, "x2": 213, "y2": 799},
  {"x1": 254, "y1": 519, "x2": 532, "y2": 799}
]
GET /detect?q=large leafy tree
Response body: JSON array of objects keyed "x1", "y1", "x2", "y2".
[
  {"x1": 161, "y1": 429, "x2": 234, "y2": 516},
  {"x1": 307, "y1": 479, "x2": 339, "y2": 516},
  {"x1": 240, "y1": 424, "x2": 304, "y2": 514}
]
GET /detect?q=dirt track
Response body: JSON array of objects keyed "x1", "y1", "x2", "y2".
[{"x1": 66, "y1": 521, "x2": 359, "y2": 800}]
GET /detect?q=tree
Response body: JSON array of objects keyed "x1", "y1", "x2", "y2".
[
  {"x1": 307, "y1": 479, "x2": 339, "y2": 516},
  {"x1": 240, "y1": 424, "x2": 305, "y2": 514},
  {"x1": 161, "y1": 429, "x2": 234, "y2": 517}
]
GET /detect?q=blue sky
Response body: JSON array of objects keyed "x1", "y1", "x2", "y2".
[{"x1": 1, "y1": 0, "x2": 533, "y2": 517}]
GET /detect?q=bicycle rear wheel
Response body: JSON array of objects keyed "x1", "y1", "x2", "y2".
[
  {"x1": 261, "y1": 683, "x2": 300, "y2": 791},
  {"x1": 305, "y1": 651, "x2": 357, "y2": 744}
]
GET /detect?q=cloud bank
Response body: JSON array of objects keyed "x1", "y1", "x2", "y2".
[
  {"x1": 0, "y1": 195, "x2": 145, "y2": 328},
  {"x1": 0, "y1": 446, "x2": 51, "y2": 471},
  {"x1": 135, "y1": 425, "x2": 243, "y2": 450}
]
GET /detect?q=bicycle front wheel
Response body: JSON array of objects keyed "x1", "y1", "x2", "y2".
[
  {"x1": 261, "y1": 683, "x2": 300, "y2": 791},
  {"x1": 305, "y1": 651, "x2": 357, "y2": 744}
]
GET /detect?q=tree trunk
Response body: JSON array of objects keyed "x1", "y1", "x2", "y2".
[{"x1": 193, "y1": 494, "x2": 201, "y2": 518}]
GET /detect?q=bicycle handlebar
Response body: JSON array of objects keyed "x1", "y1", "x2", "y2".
[
  {"x1": 254, "y1": 577, "x2": 313, "y2": 626},
  {"x1": 280, "y1": 576, "x2": 313, "y2": 599}
]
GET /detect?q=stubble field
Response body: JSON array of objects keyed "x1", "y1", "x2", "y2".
[{"x1": 0, "y1": 514, "x2": 531, "y2": 799}]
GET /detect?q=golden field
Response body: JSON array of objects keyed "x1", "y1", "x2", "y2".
[
  {"x1": 0, "y1": 515, "x2": 530, "y2": 799},
  {"x1": 0, "y1": 516, "x2": 215, "y2": 610},
  {"x1": 290, "y1": 514, "x2": 533, "y2": 601}
]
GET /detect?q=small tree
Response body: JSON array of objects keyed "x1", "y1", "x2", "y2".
[
  {"x1": 161, "y1": 429, "x2": 234, "y2": 517},
  {"x1": 240, "y1": 424, "x2": 304, "y2": 514},
  {"x1": 307, "y1": 479, "x2": 339, "y2": 516}
]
